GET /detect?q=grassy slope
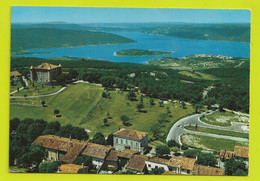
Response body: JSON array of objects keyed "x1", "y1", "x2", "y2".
[
  {"x1": 200, "y1": 111, "x2": 249, "y2": 126},
  {"x1": 11, "y1": 28, "x2": 135, "y2": 54},
  {"x1": 10, "y1": 83, "x2": 104, "y2": 126},
  {"x1": 13, "y1": 82, "x2": 62, "y2": 96},
  {"x1": 10, "y1": 83, "x2": 194, "y2": 138},
  {"x1": 178, "y1": 71, "x2": 218, "y2": 81},
  {"x1": 181, "y1": 134, "x2": 248, "y2": 151},
  {"x1": 184, "y1": 125, "x2": 249, "y2": 138},
  {"x1": 81, "y1": 91, "x2": 194, "y2": 137}
]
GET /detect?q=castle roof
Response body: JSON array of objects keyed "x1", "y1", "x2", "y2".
[{"x1": 30, "y1": 63, "x2": 61, "y2": 70}]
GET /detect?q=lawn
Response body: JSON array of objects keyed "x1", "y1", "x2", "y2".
[
  {"x1": 81, "y1": 91, "x2": 194, "y2": 137},
  {"x1": 179, "y1": 71, "x2": 218, "y2": 80},
  {"x1": 200, "y1": 111, "x2": 249, "y2": 126},
  {"x1": 10, "y1": 83, "x2": 195, "y2": 139},
  {"x1": 13, "y1": 81, "x2": 62, "y2": 96},
  {"x1": 10, "y1": 83, "x2": 104, "y2": 127},
  {"x1": 184, "y1": 125, "x2": 249, "y2": 138},
  {"x1": 10, "y1": 80, "x2": 23, "y2": 93},
  {"x1": 181, "y1": 134, "x2": 249, "y2": 151}
]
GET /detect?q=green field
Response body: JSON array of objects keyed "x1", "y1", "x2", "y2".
[
  {"x1": 10, "y1": 83, "x2": 195, "y2": 138},
  {"x1": 10, "y1": 83, "x2": 104, "y2": 126},
  {"x1": 184, "y1": 125, "x2": 249, "y2": 138},
  {"x1": 181, "y1": 134, "x2": 248, "y2": 151},
  {"x1": 179, "y1": 71, "x2": 218, "y2": 80},
  {"x1": 115, "y1": 49, "x2": 173, "y2": 56},
  {"x1": 201, "y1": 111, "x2": 249, "y2": 126},
  {"x1": 13, "y1": 81, "x2": 62, "y2": 96}
]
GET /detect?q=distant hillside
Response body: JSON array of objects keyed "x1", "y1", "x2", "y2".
[{"x1": 11, "y1": 28, "x2": 136, "y2": 54}]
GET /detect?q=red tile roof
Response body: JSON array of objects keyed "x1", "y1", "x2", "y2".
[{"x1": 114, "y1": 129, "x2": 148, "y2": 140}]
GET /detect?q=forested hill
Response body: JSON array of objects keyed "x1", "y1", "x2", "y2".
[{"x1": 11, "y1": 28, "x2": 136, "y2": 54}]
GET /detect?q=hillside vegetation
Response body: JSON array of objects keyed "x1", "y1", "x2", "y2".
[{"x1": 11, "y1": 28, "x2": 135, "y2": 54}]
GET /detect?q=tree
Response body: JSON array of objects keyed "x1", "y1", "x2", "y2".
[
  {"x1": 149, "y1": 98, "x2": 155, "y2": 107},
  {"x1": 39, "y1": 161, "x2": 49, "y2": 173},
  {"x1": 183, "y1": 149, "x2": 201, "y2": 158},
  {"x1": 91, "y1": 132, "x2": 106, "y2": 145},
  {"x1": 74, "y1": 155, "x2": 93, "y2": 169},
  {"x1": 150, "y1": 123, "x2": 162, "y2": 140},
  {"x1": 194, "y1": 103, "x2": 203, "y2": 113},
  {"x1": 158, "y1": 113, "x2": 168, "y2": 123},
  {"x1": 71, "y1": 127, "x2": 89, "y2": 140},
  {"x1": 53, "y1": 109, "x2": 60, "y2": 115},
  {"x1": 100, "y1": 76, "x2": 115, "y2": 88},
  {"x1": 155, "y1": 144, "x2": 170, "y2": 158},
  {"x1": 149, "y1": 167, "x2": 165, "y2": 175},
  {"x1": 46, "y1": 121, "x2": 61, "y2": 132},
  {"x1": 166, "y1": 107, "x2": 171, "y2": 114},
  {"x1": 203, "y1": 97, "x2": 216, "y2": 109},
  {"x1": 126, "y1": 90, "x2": 137, "y2": 101},
  {"x1": 120, "y1": 115, "x2": 130, "y2": 125},
  {"x1": 181, "y1": 101, "x2": 186, "y2": 109},
  {"x1": 224, "y1": 158, "x2": 246, "y2": 176},
  {"x1": 198, "y1": 152, "x2": 217, "y2": 167},
  {"x1": 10, "y1": 118, "x2": 20, "y2": 133},
  {"x1": 46, "y1": 161, "x2": 61, "y2": 173},
  {"x1": 136, "y1": 102, "x2": 144, "y2": 112},
  {"x1": 41, "y1": 100, "x2": 46, "y2": 107},
  {"x1": 233, "y1": 169, "x2": 247, "y2": 176},
  {"x1": 103, "y1": 118, "x2": 108, "y2": 125},
  {"x1": 159, "y1": 100, "x2": 164, "y2": 107},
  {"x1": 107, "y1": 111, "x2": 111, "y2": 119},
  {"x1": 57, "y1": 124, "x2": 74, "y2": 138},
  {"x1": 106, "y1": 133, "x2": 114, "y2": 146},
  {"x1": 167, "y1": 139, "x2": 180, "y2": 148},
  {"x1": 69, "y1": 69, "x2": 79, "y2": 79},
  {"x1": 140, "y1": 94, "x2": 144, "y2": 103}
]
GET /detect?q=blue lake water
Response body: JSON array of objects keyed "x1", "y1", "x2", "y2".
[{"x1": 17, "y1": 32, "x2": 250, "y2": 64}]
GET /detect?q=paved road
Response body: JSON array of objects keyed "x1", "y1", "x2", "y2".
[{"x1": 166, "y1": 110, "x2": 249, "y2": 145}]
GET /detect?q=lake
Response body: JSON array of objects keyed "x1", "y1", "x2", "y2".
[{"x1": 17, "y1": 32, "x2": 250, "y2": 64}]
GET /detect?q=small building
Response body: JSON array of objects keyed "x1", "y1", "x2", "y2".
[
  {"x1": 81, "y1": 142, "x2": 112, "y2": 170},
  {"x1": 113, "y1": 129, "x2": 148, "y2": 154},
  {"x1": 10, "y1": 71, "x2": 22, "y2": 81},
  {"x1": 30, "y1": 63, "x2": 62, "y2": 84},
  {"x1": 193, "y1": 165, "x2": 224, "y2": 176},
  {"x1": 162, "y1": 171, "x2": 177, "y2": 175},
  {"x1": 168, "y1": 157, "x2": 197, "y2": 175},
  {"x1": 58, "y1": 164, "x2": 88, "y2": 174},
  {"x1": 145, "y1": 157, "x2": 169, "y2": 172},
  {"x1": 125, "y1": 155, "x2": 148, "y2": 174},
  {"x1": 234, "y1": 145, "x2": 249, "y2": 168},
  {"x1": 34, "y1": 135, "x2": 87, "y2": 163},
  {"x1": 101, "y1": 149, "x2": 138, "y2": 173}
]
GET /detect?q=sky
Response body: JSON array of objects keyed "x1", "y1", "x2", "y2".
[{"x1": 11, "y1": 6, "x2": 251, "y2": 24}]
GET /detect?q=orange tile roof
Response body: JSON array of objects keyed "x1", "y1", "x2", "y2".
[
  {"x1": 34, "y1": 135, "x2": 87, "y2": 163},
  {"x1": 234, "y1": 146, "x2": 249, "y2": 159},
  {"x1": 146, "y1": 157, "x2": 169, "y2": 165},
  {"x1": 30, "y1": 63, "x2": 61, "y2": 70},
  {"x1": 162, "y1": 171, "x2": 177, "y2": 175},
  {"x1": 193, "y1": 165, "x2": 224, "y2": 176},
  {"x1": 168, "y1": 157, "x2": 197, "y2": 171},
  {"x1": 219, "y1": 150, "x2": 235, "y2": 160},
  {"x1": 106, "y1": 149, "x2": 139, "y2": 162},
  {"x1": 81, "y1": 142, "x2": 112, "y2": 160},
  {"x1": 10, "y1": 71, "x2": 22, "y2": 77},
  {"x1": 59, "y1": 164, "x2": 88, "y2": 174},
  {"x1": 114, "y1": 129, "x2": 148, "y2": 140},
  {"x1": 126, "y1": 155, "x2": 148, "y2": 172}
]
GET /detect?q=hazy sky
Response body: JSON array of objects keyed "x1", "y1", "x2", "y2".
[{"x1": 11, "y1": 6, "x2": 251, "y2": 24}]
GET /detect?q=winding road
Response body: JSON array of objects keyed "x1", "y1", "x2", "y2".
[{"x1": 166, "y1": 110, "x2": 249, "y2": 145}]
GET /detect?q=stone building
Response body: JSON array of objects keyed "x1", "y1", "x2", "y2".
[
  {"x1": 30, "y1": 63, "x2": 62, "y2": 84},
  {"x1": 113, "y1": 129, "x2": 148, "y2": 154}
]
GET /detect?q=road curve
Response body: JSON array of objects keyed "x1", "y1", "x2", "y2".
[{"x1": 166, "y1": 110, "x2": 249, "y2": 145}]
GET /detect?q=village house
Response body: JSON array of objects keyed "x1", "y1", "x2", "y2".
[
  {"x1": 58, "y1": 164, "x2": 89, "y2": 174},
  {"x1": 193, "y1": 164, "x2": 224, "y2": 176},
  {"x1": 81, "y1": 142, "x2": 112, "y2": 170},
  {"x1": 10, "y1": 71, "x2": 22, "y2": 81},
  {"x1": 100, "y1": 149, "x2": 138, "y2": 173},
  {"x1": 162, "y1": 171, "x2": 177, "y2": 175},
  {"x1": 34, "y1": 135, "x2": 87, "y2": 163},
  {"x1": 145, "y1": 157, "x2": 169, "y2": 172},
  {"x1": 218, "y1": 145, "x2": 249, "y2": 169},
  {"x1": 125, "y1": 154, "x2": 148, "y2": 174},
  {"x1": 234, "y1": 145, "x2": 249, "y2": 168},
  {"x1": 168, "y1": 157, "x2": 197, "y2": 175},
  {"x1": 113, "y1": 128, "x2": 148, "y2": 154},
  {"x1": 30, "y1": 63, "x2": 62, "y2": 84}
]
